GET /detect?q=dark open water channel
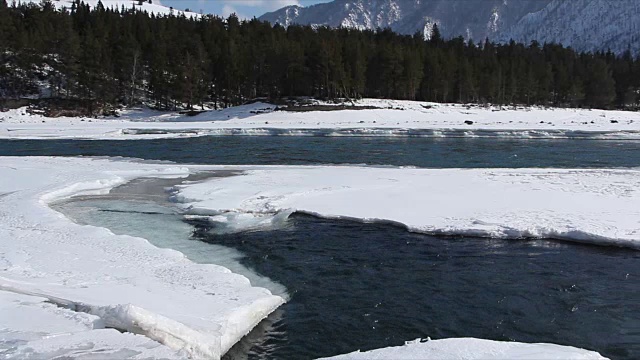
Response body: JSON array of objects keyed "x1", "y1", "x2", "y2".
[
  {"x1": 195, "y1": 215, "x2": 640, "y2": 360},
  {"x1": 2, "y1": 137, "x2": 640, "y2": 168},
  {"x1": 5, "y1": 137, "x2": 640, "y2": 359}
]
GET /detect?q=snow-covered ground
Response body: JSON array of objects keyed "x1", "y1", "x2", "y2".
[
  {"x1": 0, "y1": 157, "x2": 284, "y2": 359},
  {"x1": 0, "y1": 291, "x2": 183, "y2": 359},
  {"x1": 1, "y1": 99, "x2": 640, "y2": 140},
  {"x1": 322, "y1": 338, "x2": 607, "y2": 360},
  {"x1": 176, "y1": 165, "x2": 640, "y2": 248}
]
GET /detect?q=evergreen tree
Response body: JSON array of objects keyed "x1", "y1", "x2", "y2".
[
  {"x1": 585, "y1": 58, "x2": 616, "y2": 108},
  {"x1": 1, "y1": 0, "x2": 639, "y2": 111},
  {"x1": 429, "y1": 23, "x2": 442, "y2": 45},
  {"x1": 568, "y1": 80, "x2": 586, "y2": 107}
]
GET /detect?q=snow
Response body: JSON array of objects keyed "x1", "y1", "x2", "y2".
[
  {"x1": 176, "y1": 166, "x2": 640, "y2": 249},
  {"x1": 0, "y1": 291, "x2": 183, "y2": 359},
  {"x1": 259, "y1": 0, "x2": 548, "y2": 45},
  {"x1": 502, "y1": 0, "x2": 640, "y2": 55},
  {"x1": 53, "y1": 196, "x2": 289, "y2": 298},
  {"x1": 1, "y1": 100, "x2": 640, "y2": 140},
  {"x1": 322, "y1": 338, "x2": 607, "y2": 360},
  {"x1": 261, "y1": 0, "x2": 635, "y2": 54},
  {"x1": 17, "y1": 0, "x2": 201, "y2": 18},
  {"x1": 0, "y1": 157, "x2": 284, "y2": 359}
]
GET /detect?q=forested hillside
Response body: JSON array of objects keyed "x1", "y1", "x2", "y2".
[
  {"x1": 1, "y1": 0, "x2": 639, "y2": 114},
  {"x1": 260, "y1": 0, "x2": 640, "y2": 56}
]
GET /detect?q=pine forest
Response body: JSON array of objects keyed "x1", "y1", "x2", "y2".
[{"x1": 1, "y1": 0, "x2": 639, "y2": 113}]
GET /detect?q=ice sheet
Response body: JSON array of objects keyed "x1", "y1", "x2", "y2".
[
  {"x1": 321, "y1": 338, "x2": 608, "y2": 360},
  {"x1": 0, "y1": 290, "x2": 184, "y2": 359},
  {"x1": 176, "y1": 166, "x2": 640, "y2": 248}
]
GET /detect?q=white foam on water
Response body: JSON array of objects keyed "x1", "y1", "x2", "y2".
[
  {"x1": 184, "y1": 210, "x2": 294, "y2": 235},
  {"x1": 121, "y1": 127, "x2": 640, "y2": 140}
]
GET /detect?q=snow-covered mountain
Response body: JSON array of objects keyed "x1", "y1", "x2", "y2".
[
  {"x1": 260, "y1": 0, "x2": 551, "y2": 42},
  {"x1": 259, "y1": 0, "x2": 640, "y2": 53},
  {"x1": 18, "y1": 0, "x2": 200, "y2": 17},
  {"x1": 499, "y1": 0, "x2": 640, "y2": 54}
]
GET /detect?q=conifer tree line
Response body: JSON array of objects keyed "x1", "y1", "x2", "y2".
[{"x1": 1, "y1": 0, "x2": 639, "y2": 111}]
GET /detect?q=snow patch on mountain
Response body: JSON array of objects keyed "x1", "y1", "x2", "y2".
[
  {"x1": 422, "y1": 18, "x2": 437, "y2": 41},
  {"x1": 18, "y1": 0, "x2": 201, "y2": 18},
  {"x1": 260, "y1": 0, "x2": 550, "y2": 42}
]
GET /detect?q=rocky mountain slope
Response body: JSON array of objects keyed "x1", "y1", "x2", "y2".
[
  {"x1": 499, "y1": 0, "x2": 640, "y2": 54},
  {"x1": 260, "y1": 0, "x2": 639, "y2": 53}
]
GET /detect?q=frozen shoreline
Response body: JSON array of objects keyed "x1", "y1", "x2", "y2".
[
  {"x1": 0, "y1": 157, "x2": 284, "y2": 359},
  {"x1": 2, "y1": 99, "x2": 640, "y2": 140}
]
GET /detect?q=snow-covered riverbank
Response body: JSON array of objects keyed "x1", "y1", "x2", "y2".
[
  {"x1": 1, "y1": 99, "x2": 640, "y2": 140},
  {"x1": 0, "y1": 157, "x2": 284, "y2": 359}
]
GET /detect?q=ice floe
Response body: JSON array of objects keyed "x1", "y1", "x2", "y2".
[
  {"x1": 0, "y1": 157, "x2": 284, "y2": 359},
  {"x1": 0, "y1": 290, "x2": 184, "y2": 359},
  {"x1": 176, "y1": 166, "x2": 640, "y2": 248},
  {"x1": 322, "y1": 338, "x2": 608, "y2": 359}
]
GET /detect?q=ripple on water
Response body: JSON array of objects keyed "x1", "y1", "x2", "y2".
[
  {"x1": 198, "y1": 214, "x2": 640, "y2": 360},
  {"x1": 3, "y1": 137, "x2": 640, "y2": 168}
]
